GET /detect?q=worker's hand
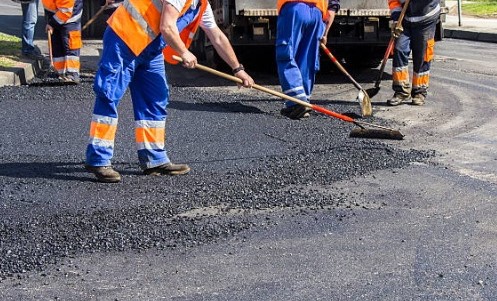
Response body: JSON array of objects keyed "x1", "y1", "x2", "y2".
[
  {"x1": 105, "y1": 0, "x2": 115, "y2": 5},
  {"x1": 320, "y1": 36, "x2": 328, "y2": 47},
  {"x1": 180, "y1": 51, "x2": 197, "y2": 69},
  {"x1": 390, "y1": 20, "x2": 403, "y2": 38},
  {"x1": 234, "y1": 70, "x2": 254, "y2": 89},
  {"x1": 45, "y1": 24, "x2": 53, "y2": 34}
]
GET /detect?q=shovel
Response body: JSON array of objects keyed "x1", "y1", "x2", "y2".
[
  {"x1": 366, "y1": 0, "x2": 411, "y2": 98},
  {"x1": 320, "y1": 43, "x2": 372, "y2": 117},
  {"x1": 46, "y1": 30, "x2": 58, "y2": 78},
  {"x1": 172, "y1": 55, "x2": 403, "y2": 140},
  {"x1": 28, "y1": 30, "x2": 73, "y2": 86}
]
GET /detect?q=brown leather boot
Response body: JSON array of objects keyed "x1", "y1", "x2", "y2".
[
  {"x1": 144, "y1": 163, "x2": 191, "y2": 176},
  {"x1": 387, "y1": 92, "x2": 411, "y2": 106},
  {"x1": 411, "y1": 94, "x2": 425, "y2": 106},
  {"x1": 280, "y1": 105, "x2": 312, "y2": 120},
  {"x1": 85, "y1": 165, "x2": 122, "y2": 183}
]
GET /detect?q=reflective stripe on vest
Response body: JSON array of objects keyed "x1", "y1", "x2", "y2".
[
  {"x1": 163, "y1": 0, "x2": 208, "y2": 65},
  {"x1": 276, "y1": 0, "x2": 329, "y2": 20},
  {"x1": 107, "y1": 0, "x2": 163, "y2": 56},
  {"x1": 42, "y1": 0, "x2": 83, "y2": 24}
]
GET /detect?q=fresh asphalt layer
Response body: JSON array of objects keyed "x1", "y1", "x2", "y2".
[
  {"x1": 0, "y1": 80, "x2": 431, "y2": 276},
  {"x1": 1, "y1": 38, "x2": 497, "y2": 299}
]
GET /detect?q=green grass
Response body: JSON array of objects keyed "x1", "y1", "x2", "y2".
[
  {"x1": 0, "y1": 32, "x2": 22, "y2": 68},
  {"x1": 462, "y1": 0, "x2": 497, "y2": 16}
]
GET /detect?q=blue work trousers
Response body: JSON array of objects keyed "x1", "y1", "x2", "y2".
[
  {"x1": 86, "y1": 28, "x2": 169, "y2": 169},
  {"x1": 393, "y1": 17, "x2": 437, "y2": 97},
  {"x1": 21, "y1": 0, "x2": 39, "y2": 55},
  {"x1": 276, "y1": 2, "x2": 324, "y2": 108},
  {"x1": 86, "y1": 6, "x2": 200, "y2": 169}
]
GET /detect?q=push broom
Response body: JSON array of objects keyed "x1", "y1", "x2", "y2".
[{"x1": 172, "y1": 56, "x2": 404, "y2": 140}]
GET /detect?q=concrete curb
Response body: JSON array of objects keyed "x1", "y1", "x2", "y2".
[
  {"x1": 444, "y1": 28, "x2": 497, "y2": 43},
  {"x1": 0, "y1": 59, "x2": 43, "y2": 87}
]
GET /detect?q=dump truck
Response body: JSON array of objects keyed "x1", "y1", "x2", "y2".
[{"x1": 82, "y1": 0, "x2": 447, "y2": 69}]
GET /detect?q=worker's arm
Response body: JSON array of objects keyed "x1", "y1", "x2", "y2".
[
  {"x1": 388, "y1": 0, "x2": 403, "y2": 21},
  {"x1": 203, "y1": 26, "x2": 254, "y2": 88},
  {"x1": 159, "y1": 2, "x2": 197, "y2": 68},
  {"x1": 321, "y1": 0, "x2": 340, "y2": 45}
]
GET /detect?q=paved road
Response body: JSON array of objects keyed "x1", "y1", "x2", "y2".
[{"x1": 1, "y1": 38, "x2": 497, "y2": 301}]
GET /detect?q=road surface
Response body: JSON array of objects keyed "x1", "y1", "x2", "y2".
[{"x1": 0, "y1": 38, "x2": 496, "y2": 300}]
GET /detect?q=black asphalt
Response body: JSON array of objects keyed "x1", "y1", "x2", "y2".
[{"x1": 0, "y1": 77, "x2": 431, "y2": 279}]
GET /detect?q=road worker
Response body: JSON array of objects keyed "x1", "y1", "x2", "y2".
[
  {"x1": 276, "y1": 0, "x2": 340, "y2": 120},
  {"x1": 387, "y1": 0, "x2": 441, "y2": 106},
  {"x1": 84, "y1": 0, "x2": 254, "y2": 183},
  {"x1": 42, "y1": 0, "x2": 83, "y2": 84}
]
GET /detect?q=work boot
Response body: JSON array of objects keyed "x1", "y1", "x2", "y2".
[
  {"x1": 144, "y1": 162, "x2": 191, "y2": 176},
  {"x1": 387, "y1": 93, "x2": 411, "y2": 106},
  {"x1": 61, "y1": 73, "x2": 80, "y2": 85},
  {"x1": 280, "y1": 105, "x2": 312, "y2": 120},
  {"x1": 85, "y1": 165, "x2": 122, "y2": 183},
  {"x1": 411, "y1": 94, "x2": 425, "y2": 106}
]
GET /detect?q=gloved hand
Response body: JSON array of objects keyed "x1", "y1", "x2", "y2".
[
  {"x1": 390, "y1": 20, "x2": 403, "y2": 39},
  {"x1": 390, "y1": 10, "x2": 403, "y2": 38}
]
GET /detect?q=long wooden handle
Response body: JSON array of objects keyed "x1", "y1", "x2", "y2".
[
  {"x1": 375, "y1": 0, "x2": 412, "y2": 88},
  {"x1": 171, "y1": 56, "x2": 402, "y2": 131},
  {"x1": 171, "y1": 55, "x2": 355, "y2": 123},
  {"x1": 47, "y1": 30, "x2": 53, "y2": 67},
  {"x1": 82, "y1": 4, "x2": 107, "y2": 31}
]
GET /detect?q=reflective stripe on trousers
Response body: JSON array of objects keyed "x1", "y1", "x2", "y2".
[
  {"x1": 50, "y1": 21, "x2": 81, "y2": 76},
  {"x1": 85, "y1": 27, "x2": 170, "y2": 169},
  {"x1": 392, "y1": 18, "x2": 437, "y2": 97},
  {"x1": 275, "y1": 2, "x2": 324, "y2": 108}
]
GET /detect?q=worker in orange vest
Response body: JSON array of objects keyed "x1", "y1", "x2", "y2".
[
  {"x1": 276, "y1": 0, "x2": 340, "y2": 120},
  {"x1": 387, "y1": 0, "x2": 441, "y2": 106},
  {"x1": 42, "y1": 0, "x2": 83, "y2": 83},
  {"x1": 84, "y1": 0, "x2": 254, "y2": 183}
]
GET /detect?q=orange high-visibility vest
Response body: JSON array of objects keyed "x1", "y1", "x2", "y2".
[
  {"x1": 107, "y1": 0, "x2": 163, "y2": 56},
  {"x1": 42, "y1": 0, "x2": 81, "y2": 24},
  {"x1": 107, "y1": 0, "x2": 207, "y2": 59},
  {"x1": 277, "y1": 0, "x2": 329, "y2": 20},
  {"x1": 163, "y1": 0, "x2": 208, "y2": 64}
]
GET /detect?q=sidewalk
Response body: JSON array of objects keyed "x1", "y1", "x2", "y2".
[
  {"x1": 445, "y1": 13, "x2": 497, "y2": 43},
  {"x1": 1, "y1": 10, "x2": 496, "y2": 87}
]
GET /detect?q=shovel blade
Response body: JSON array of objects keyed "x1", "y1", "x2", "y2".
[
  {"x1": 357, "y1": 90, "x2": 373, "y2": 117},
  {"x1": 365, "y1": 86, "x2": 380, "y2": 99}
]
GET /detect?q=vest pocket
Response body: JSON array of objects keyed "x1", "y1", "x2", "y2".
[{"x1": 68, "y1": 30, "x2": 82, "y2": 50}]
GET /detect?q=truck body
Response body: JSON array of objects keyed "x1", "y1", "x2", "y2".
[
  {"x1": 203, "y1": 0, "x2": 446, "y2": 68},
  {"x1": 82, "y1": 0, "x2": 446, "y2": 69}
]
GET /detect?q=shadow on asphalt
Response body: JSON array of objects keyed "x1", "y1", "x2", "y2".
[
  {"x1": 168, "y1": 100, "x2": 267, "y2": 114},
  {"x1": 0, "y1": 162, "x2": 88, "y2": 181}
]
